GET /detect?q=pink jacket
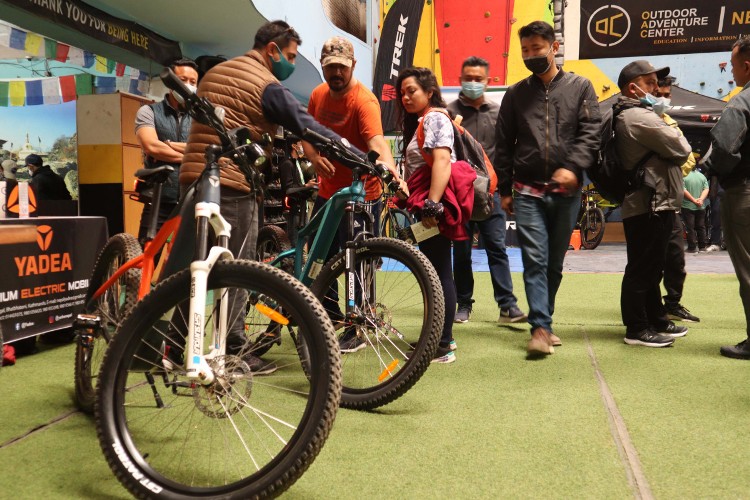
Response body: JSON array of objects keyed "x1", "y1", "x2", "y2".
[{"x1": 403, "y1": 160, "x2": 476, "y2": 241}]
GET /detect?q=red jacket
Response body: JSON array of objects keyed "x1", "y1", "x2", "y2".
[{"x1": 403, "y1": 160, "x2": 476, "y2": 240}]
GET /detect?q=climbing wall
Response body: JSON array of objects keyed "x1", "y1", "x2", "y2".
[{"x1": 434, "y1": 0, "x2": 514, "y2": 86}]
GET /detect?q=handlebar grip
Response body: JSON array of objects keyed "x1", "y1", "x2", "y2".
[
  {"x1": 160, "y1": 68, "x2": 192, "y2": 101},
  {"x1": 301, "y1": 128, "x2": 332, "y2": 148}
]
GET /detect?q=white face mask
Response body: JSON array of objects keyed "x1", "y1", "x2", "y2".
[
  {"x1": 171, "y1": 84, "x2": 197, "y2": 105},
  {"x1": 652, "y1": 98, "x2": 671, "y2": 116}
]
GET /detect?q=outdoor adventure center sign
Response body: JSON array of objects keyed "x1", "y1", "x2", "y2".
[
  {"x1": 4, "y1": 0, "x2": 182, "y2": 65},
  {"x1": 580, "y1": 0, "x2": 750, "y2": 58}
]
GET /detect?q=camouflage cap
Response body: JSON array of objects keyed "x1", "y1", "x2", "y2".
[{"x1": 320, "y1": 36, "x2": 354, "y2": 67}]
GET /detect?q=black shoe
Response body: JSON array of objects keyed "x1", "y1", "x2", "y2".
[
  {"x1": 720, "y1": 339, "x2": 750, "y2": 360},
  {"x1": 667, "y1": 305, "x2": 700, "y2": 323},
  {"x1": 339, "y1": 328, "x2": 366, "y2": 353},
  {"x1": 454, "y1": 305, "x2": 471, "y2": 323},
  {"x1": 499, "y1": 305, "x2": 527, "y2": 324},
  {"x1": 624, "y1": 329, "x2": 675, "y2": 347},
  {"x1": 227, "y1": 348, "x2": 278, "y2": 375},
  {"x1": 654, "y1": 322, "x2": 688, "y2": 338}
]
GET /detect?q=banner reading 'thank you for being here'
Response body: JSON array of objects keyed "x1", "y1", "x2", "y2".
[{"x1": 580, "y1": 0, "x2": 750, "y2": 59}]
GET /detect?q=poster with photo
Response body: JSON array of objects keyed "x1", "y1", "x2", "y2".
[{"x1": 0, "y1": 100, "x2": 78, "y2": 200}]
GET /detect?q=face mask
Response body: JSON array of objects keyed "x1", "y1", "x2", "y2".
[
  {"x1": 461, "y1": 81, "x2": 485, "y2": 100},
  {"x1": 633, "y1": 84, "x2": 657, "y2": 107},
  {"x1": 652, "y1": 98, "x2": 671, "y2": 116},
  {"x1": 523, "y1": 46, "x2": 553, "y2": 75},
  {"x1": 170, "y1": 84, "x2": 197, "y2": 105},
  {"x1": 269, "y1": 43, "x2": 295, "y2": 81}
]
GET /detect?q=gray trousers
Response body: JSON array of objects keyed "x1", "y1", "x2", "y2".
[{"x1": 720, "y1": 183, "x2": 750, "y2": 337}]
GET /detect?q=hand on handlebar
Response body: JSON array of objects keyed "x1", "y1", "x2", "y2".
[{"x1": 312, "y1": 155, "x2": 336, "y2": 179}]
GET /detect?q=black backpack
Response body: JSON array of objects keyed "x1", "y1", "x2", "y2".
[{"x1": 589, "y1": 107, "x2": 652, "y2": 204}]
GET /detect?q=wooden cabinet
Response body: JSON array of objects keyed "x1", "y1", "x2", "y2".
[{"x1": 77, "y1": 92, "x2": 153, "y2": 236}]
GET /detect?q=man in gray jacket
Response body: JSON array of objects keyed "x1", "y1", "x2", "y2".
[
  {"x1": 495, "y1": 21, "x2": 601, "y2": 357},
  {"x1": 616, "y1": 61, "x2": 692, "y2": 348},
  {"x1": 705, "y1": 36, "x2": 750, "y2": 360}
]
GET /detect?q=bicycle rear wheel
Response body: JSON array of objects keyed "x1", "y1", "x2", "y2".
[
  {"x1": 96, "y1": 260, "x2": 341, "y2": 499},
  {"x1": 581, "y1": 207, "x2": 605, "y2": 250},
  {"x1": 310, "y1": 237, "x2": 443, "y2": 410},
  {"x1": 380, "y1": 207, "x2": 414, "y2": 239},
  {"x1": 75, "y1": 233, "x2": 141, "y2": 413}
]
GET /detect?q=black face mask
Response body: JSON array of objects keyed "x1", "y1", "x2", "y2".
[{"x1": 523, "y1": 46, "x2": 553, "y2": 75}]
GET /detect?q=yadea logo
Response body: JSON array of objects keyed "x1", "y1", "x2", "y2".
[
  {"x1": 587, "y1": 5, "x2": 631, "y2": 47},
  {"x1": 37, "y1": 225, "x2": 53, "y2": 251},
  {"x1": 6, "y1": 184, "x2": 37, "y2": 215}
]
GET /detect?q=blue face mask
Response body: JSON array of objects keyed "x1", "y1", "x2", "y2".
[
  {"x1": 461, "y1": 81, "x2": 485, "y2": 100},
  {"x1": 634, "y1": 84, "x2": 658, "y2": 107},
  {"x1": 269, "y1": 43, "x2": 295, "y2": 81},
  {"x1": 652, "y1": 98, "x2": 671, "y2": 116}
]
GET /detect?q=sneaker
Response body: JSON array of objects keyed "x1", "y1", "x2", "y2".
[
  {"x1": 527, "y1": 327, "x2": 554, "y2": 356},
  {"x1": 705, "y1": 244, "x2": 721, "y2": 252},
  {"x1": 161, "y1": 344, "x2": 184, "y2": 371},
  {"x1": 432, "y1": 343, "x2": 456, "y2": 364},
  {"x1": 499, "y1": 305, "x2": 527, "y2": 323},
  {"x1": 720, "y1": 339, "x2": 750, "y2": 360},
  {"x1": 655, "y1": 322, "x2": 688, "y2": 338},
  {"x1": 454, "y1": 305, "x2": 471, "y2": 323},
  {"x1": 624, "y1": 329, "x2": 674, "y2": 347},
  {"x1": 238, "y1": 352, "x2": 278, "y2": 375},
  {"x1": 667, "y1": 304, "x2": 700, "y2": 323},
  {"x1": 449, "y1": 339, "x2": 457, "y2": 351},
  {"x1": 339, "y1": 330, "x2": 366, "y2": 353}
]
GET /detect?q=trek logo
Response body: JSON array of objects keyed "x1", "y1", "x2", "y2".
[
  {"x1": 381, "y1": 83, "x2": 397, "y2": 102},
  {"x1": 388, "y1": 14, "x2": 410, "y2": 79},
  {"x1": 14, "y1": 224, "x2": 72, "y2": 276},
  {"x1": 587, "y1": 5, "x2": 631, "y2": 47},
  {"x1": 506, "y1": 221, "x2": 516, "y2": 230}
]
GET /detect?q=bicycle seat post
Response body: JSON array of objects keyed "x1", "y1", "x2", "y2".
[{"x1": 145, "y1": 182, "x2": 164, "y2": 241}]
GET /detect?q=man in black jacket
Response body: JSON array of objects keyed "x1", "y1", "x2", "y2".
[
  {"x1": 25, "y1": 154, "x2": 71, "y2": 201},
  {"x1": 494, "y1": 21, "x2": 600, "y2": 357}
]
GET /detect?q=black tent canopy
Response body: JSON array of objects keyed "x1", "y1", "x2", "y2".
[{"x1": 599, "y1": 85, "x2": 726, "y2": 157}]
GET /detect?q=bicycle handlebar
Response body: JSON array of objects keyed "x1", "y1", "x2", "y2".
[{"x1": 301, "y1": 128, "x2": 395, "y2": 187}]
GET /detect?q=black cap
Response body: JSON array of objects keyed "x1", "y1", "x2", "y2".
[
  {"x1": 617, "y1": 60, "x2": 670, "y2": 90},
  {"x1": 25, "y1": 154, "x2": 43, "y2": 167}
]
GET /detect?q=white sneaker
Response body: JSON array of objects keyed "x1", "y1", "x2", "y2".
[{"x1": 705, "y1": 244, "x2": 721, "y2": 252}]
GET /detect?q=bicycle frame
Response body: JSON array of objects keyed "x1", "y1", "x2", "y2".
[{"x1": 272, "y1": 177, "x2": 367, "y2": 286}]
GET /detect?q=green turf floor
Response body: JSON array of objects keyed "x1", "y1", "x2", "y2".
[{"x1": 1, "y1": 272, "x2": 748, "y2": 498}]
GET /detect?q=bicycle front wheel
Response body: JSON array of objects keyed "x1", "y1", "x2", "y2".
[
  {"x1": 581, "y1": 207, "x2": 605, "y2": 250},
  {"x1": 96, "y1": 260, "x2": 341, "y2": 499},
  {"x1": 310, "y1": 237, "x2": 443, "y2": 410},
  {"x1": 75, "y1": 233, "x2": 141, "y2": 413}
]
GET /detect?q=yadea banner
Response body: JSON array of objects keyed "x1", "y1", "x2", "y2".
[
  {"x1": 373, "y1": 0, "x2": 424, "y2": 133},
  {"x1": 580, "y1": 0, "x2": 750, "y2": 59}
]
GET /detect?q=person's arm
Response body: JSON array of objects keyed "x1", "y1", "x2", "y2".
[
  {"x1": 134, "y1": 105, "x2": 183, "y2": 164},
  {"x1": 683, "y1": 188, "x2": 698, "y2": 205},
  {"x1": 422, "y1": 147, "x2": 451, "y2": 229},
  {"x1": 705, "y1": 101, "x2": 749, "y2": 176},
  {"x1": 166, "y1": 141, "x2": 187, "y2": 154},
  {"x1": 561, "y1": 79, "x2": 602, "y2": 181},
  {"x1": 630, "y1": 109, "x2": 692, "y2": 164}
]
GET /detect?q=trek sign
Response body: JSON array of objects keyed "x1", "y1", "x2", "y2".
[{"x1": 580, "y1": 0, "x2": 750, "y2": 58}]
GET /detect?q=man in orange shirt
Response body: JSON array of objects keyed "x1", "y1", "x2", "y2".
[{"x1": 304, "y1": 36, "x2": 404, "y2": 352}]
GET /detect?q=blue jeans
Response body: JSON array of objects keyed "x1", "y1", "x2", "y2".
[
  {"x1": 452, "y1": 192, "x2": 517, "y2": 309},
  {"x1": 513, "y1": 190, "x2": 580, "y2": 332}
]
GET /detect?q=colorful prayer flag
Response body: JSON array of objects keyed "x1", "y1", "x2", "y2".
[
  {"x1": 0, "y1": 24, "x2": 12, "y2": 49},
  {"x1": 24, "y1": 32, "x2": 43, "y2": 56},
  {"x1": 95, "y1": 55, "x2": 107, "y2": 73},
  {"x1": 67, "y1": 47, "x2": 84, "y2": 66},
  {"x1": 42, "y1": 78, "x2": 61, "y2": 105},
  {"x1": 115, "y1": 62, "x2": 125, "y2": 77},
  {"x1": 9, "y1": 28, "x2": 26, "y2": 50},
  {"x1": 75, "y1": 74, "x2": 93, "y2": 96},
  {"x1": 107, "y1": 59, "x2": 116, "y2": 74},
  {"x1": 0, "y1": 81, "x2": 9, "y2": 107},
  {"x1": 25, "y1": 79, "x2": 43, "y2": 105},
  {"x1": 59, "y1": 75, "x2": 76, "y2": 102},
  {"x1": 55, "y1": 43, "x2": 70, "y2": 63},
  {"x1": 83, "y1": 51, "x2": 95, "y2": 68},
  {"x1": 44, "y1": 38, "x2": 57, "y2": 59},
  {"x1": 9, "y1": 81, "x2": 25, "y2": 106}
]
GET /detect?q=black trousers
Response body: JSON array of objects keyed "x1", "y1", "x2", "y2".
[
  {"x1": 662, "y1": 212, "x2": 686, "y2": 309},
  {"x1": 419, "y1": 233, "x2": 455, "y2": 345},
  {"x1": 621, "y1": 211, "x2": 674, "y2": 334},
  {"x1": 681, "y1": 208, "x2": 707, "y2": 250}
]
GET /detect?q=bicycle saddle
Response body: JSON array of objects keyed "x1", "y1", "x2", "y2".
[
  {"x1": 286, "y1": 185, "x2": 318, "y2": 199},
  {"x1": 135, "y1": 165, "x2": 175, "y2": 183}
]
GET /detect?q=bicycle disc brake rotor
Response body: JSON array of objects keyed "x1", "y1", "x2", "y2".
[{"x1": 192, "y1": 355, "x2": 253, "y2": 418}]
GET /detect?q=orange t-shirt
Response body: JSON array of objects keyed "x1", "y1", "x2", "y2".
[{"x1": 307, "y1": 80, "x2": 384, "y2": 201}]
